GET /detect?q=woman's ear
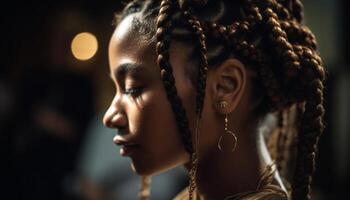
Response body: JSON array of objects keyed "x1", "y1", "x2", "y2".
[{"x1": 212, "y1": 58, "x2": 247, "y2": 114}]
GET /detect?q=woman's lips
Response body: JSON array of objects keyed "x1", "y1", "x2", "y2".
[
  {"x1": 113, "y1": 135, "x2": 139, "y2": 157},
  {"x1": 120, "y1": 144, "x2": 138, "y2": 156}
]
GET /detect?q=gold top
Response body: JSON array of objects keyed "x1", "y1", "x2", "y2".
[{"x1": 173, "y1": 163, "x2": 289, "y2": 200}]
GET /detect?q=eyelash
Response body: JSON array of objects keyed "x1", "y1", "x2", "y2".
[{"x1": 125, "y1": 87, "x2": 143, "y2": 97}]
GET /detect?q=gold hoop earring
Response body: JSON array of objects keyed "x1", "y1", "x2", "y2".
[
  {"x1": 139, "y1": 176, "x2": 151, "y2": 200},
  {"x1": 218, "y1": 101, "x2": 238, "y2": 152}
]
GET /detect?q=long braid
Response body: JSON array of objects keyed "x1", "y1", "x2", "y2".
[
  {"x1": 181, "y1": 10, "x2": 209, "y2": 117},
  {"x1": 261, "y1": 6, "x2": 301, "y2": 80},
  {"x1": 258, "y1": 1, "x2": 326, "y2": 199},
  {"x1": 290, "y1": 44, "x2": 325, "y2": 200},
  {"x1": 276, "y1": 110, "x2": 287, "y2": 172},
  {"x1": 156, "y1": 0, "x2": 194, "y2": 154},
  {"x1": 179, "y1": 3, "x2": 210, "y2": 199},
  {"x1": 291, "y1": 0, "x2": 303, "y2": 23},
  {"x1": 292, "y1": 79, "x2": 325, "y2": 200}
]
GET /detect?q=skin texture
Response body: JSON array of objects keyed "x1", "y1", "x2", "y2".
[{"x1": 103, "y1": 14, "x2": 284, "y2": 199}]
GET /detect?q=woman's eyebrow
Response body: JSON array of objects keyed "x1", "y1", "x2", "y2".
[{"x1": 111, "y1": 63, "x2": 147, "y2": 80}]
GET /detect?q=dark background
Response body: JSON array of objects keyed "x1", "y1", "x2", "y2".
[{"x1": 1, "y1": 0, "x2": 349, "y2": 199}]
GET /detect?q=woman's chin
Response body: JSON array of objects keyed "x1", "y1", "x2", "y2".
[{"x1": 130, "y1": 162, "x2": 155, "y2": 176}]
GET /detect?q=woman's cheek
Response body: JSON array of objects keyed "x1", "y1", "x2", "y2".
[
  {"x1": 126, "y1": 91, "x2": 152, "y2": 136},
  {"x1": 127, "y1": 85, "x2": 189, "y2": 174}
]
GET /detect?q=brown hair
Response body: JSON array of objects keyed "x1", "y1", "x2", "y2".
[{"x1": 114, "y1": 0, "x2": 327, "y2": 199}]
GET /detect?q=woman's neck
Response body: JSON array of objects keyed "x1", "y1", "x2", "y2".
[{"x1": 193, "y1": 118, "x2": 275, "y2": 200}]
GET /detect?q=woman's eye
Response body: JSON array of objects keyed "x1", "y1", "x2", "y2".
[{"x1": 125, "y1": 87, "x2": 143, "y2": 97}]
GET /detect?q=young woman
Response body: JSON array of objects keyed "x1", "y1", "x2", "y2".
[{"x1": 103, "y1": 0, "x2": 326, "y2": 199}]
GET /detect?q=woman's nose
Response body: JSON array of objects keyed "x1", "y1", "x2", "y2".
[{"x1": 103, "y1": 103, "x2": 127, "y2": 129}]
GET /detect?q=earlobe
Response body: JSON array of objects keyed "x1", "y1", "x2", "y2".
[{"x1": 212, "y1": 58, "x2": 247, "y2": 114}]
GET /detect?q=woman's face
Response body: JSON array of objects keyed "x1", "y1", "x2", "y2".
[{"x1": 103, "y1": 15, "x2": 199, "y2": 176}]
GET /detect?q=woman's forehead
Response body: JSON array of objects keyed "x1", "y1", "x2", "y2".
[
  {"x1": 109, "y1": 15, "x2": 158, "y2": 74},
  {"x1": 112, "y1": 15, "x2": 136, "y2": 44},
  {"x1": 110, "y1": 14, "x2": 153, "y2": 52},
  {"x1": 109, "y1": 12, "x2": 193, "y2": 75},
  {"x1": 111, "y1": 15, "x2": 137, "y2": 43}
]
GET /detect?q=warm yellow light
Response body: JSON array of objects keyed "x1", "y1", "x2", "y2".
[{"x1": 71, "y1": 32, "x2": 98, "y2": 61}]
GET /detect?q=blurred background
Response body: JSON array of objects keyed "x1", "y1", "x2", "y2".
[{"x1": 0, "y1": 0, "x2": 349, "y2": 199}]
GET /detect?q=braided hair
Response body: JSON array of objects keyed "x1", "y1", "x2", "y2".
[{"x1": 114, "y1": 0, "x2": 327, "y2": 199}]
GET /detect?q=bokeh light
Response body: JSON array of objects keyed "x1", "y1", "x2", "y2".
[{"x1": 71, "y1": 32, "x2": 98, "y2": 61}]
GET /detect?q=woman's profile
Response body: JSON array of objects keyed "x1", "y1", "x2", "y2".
[{"x1": 103, "y1": 0, "x2": 326, "y2": 199}]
